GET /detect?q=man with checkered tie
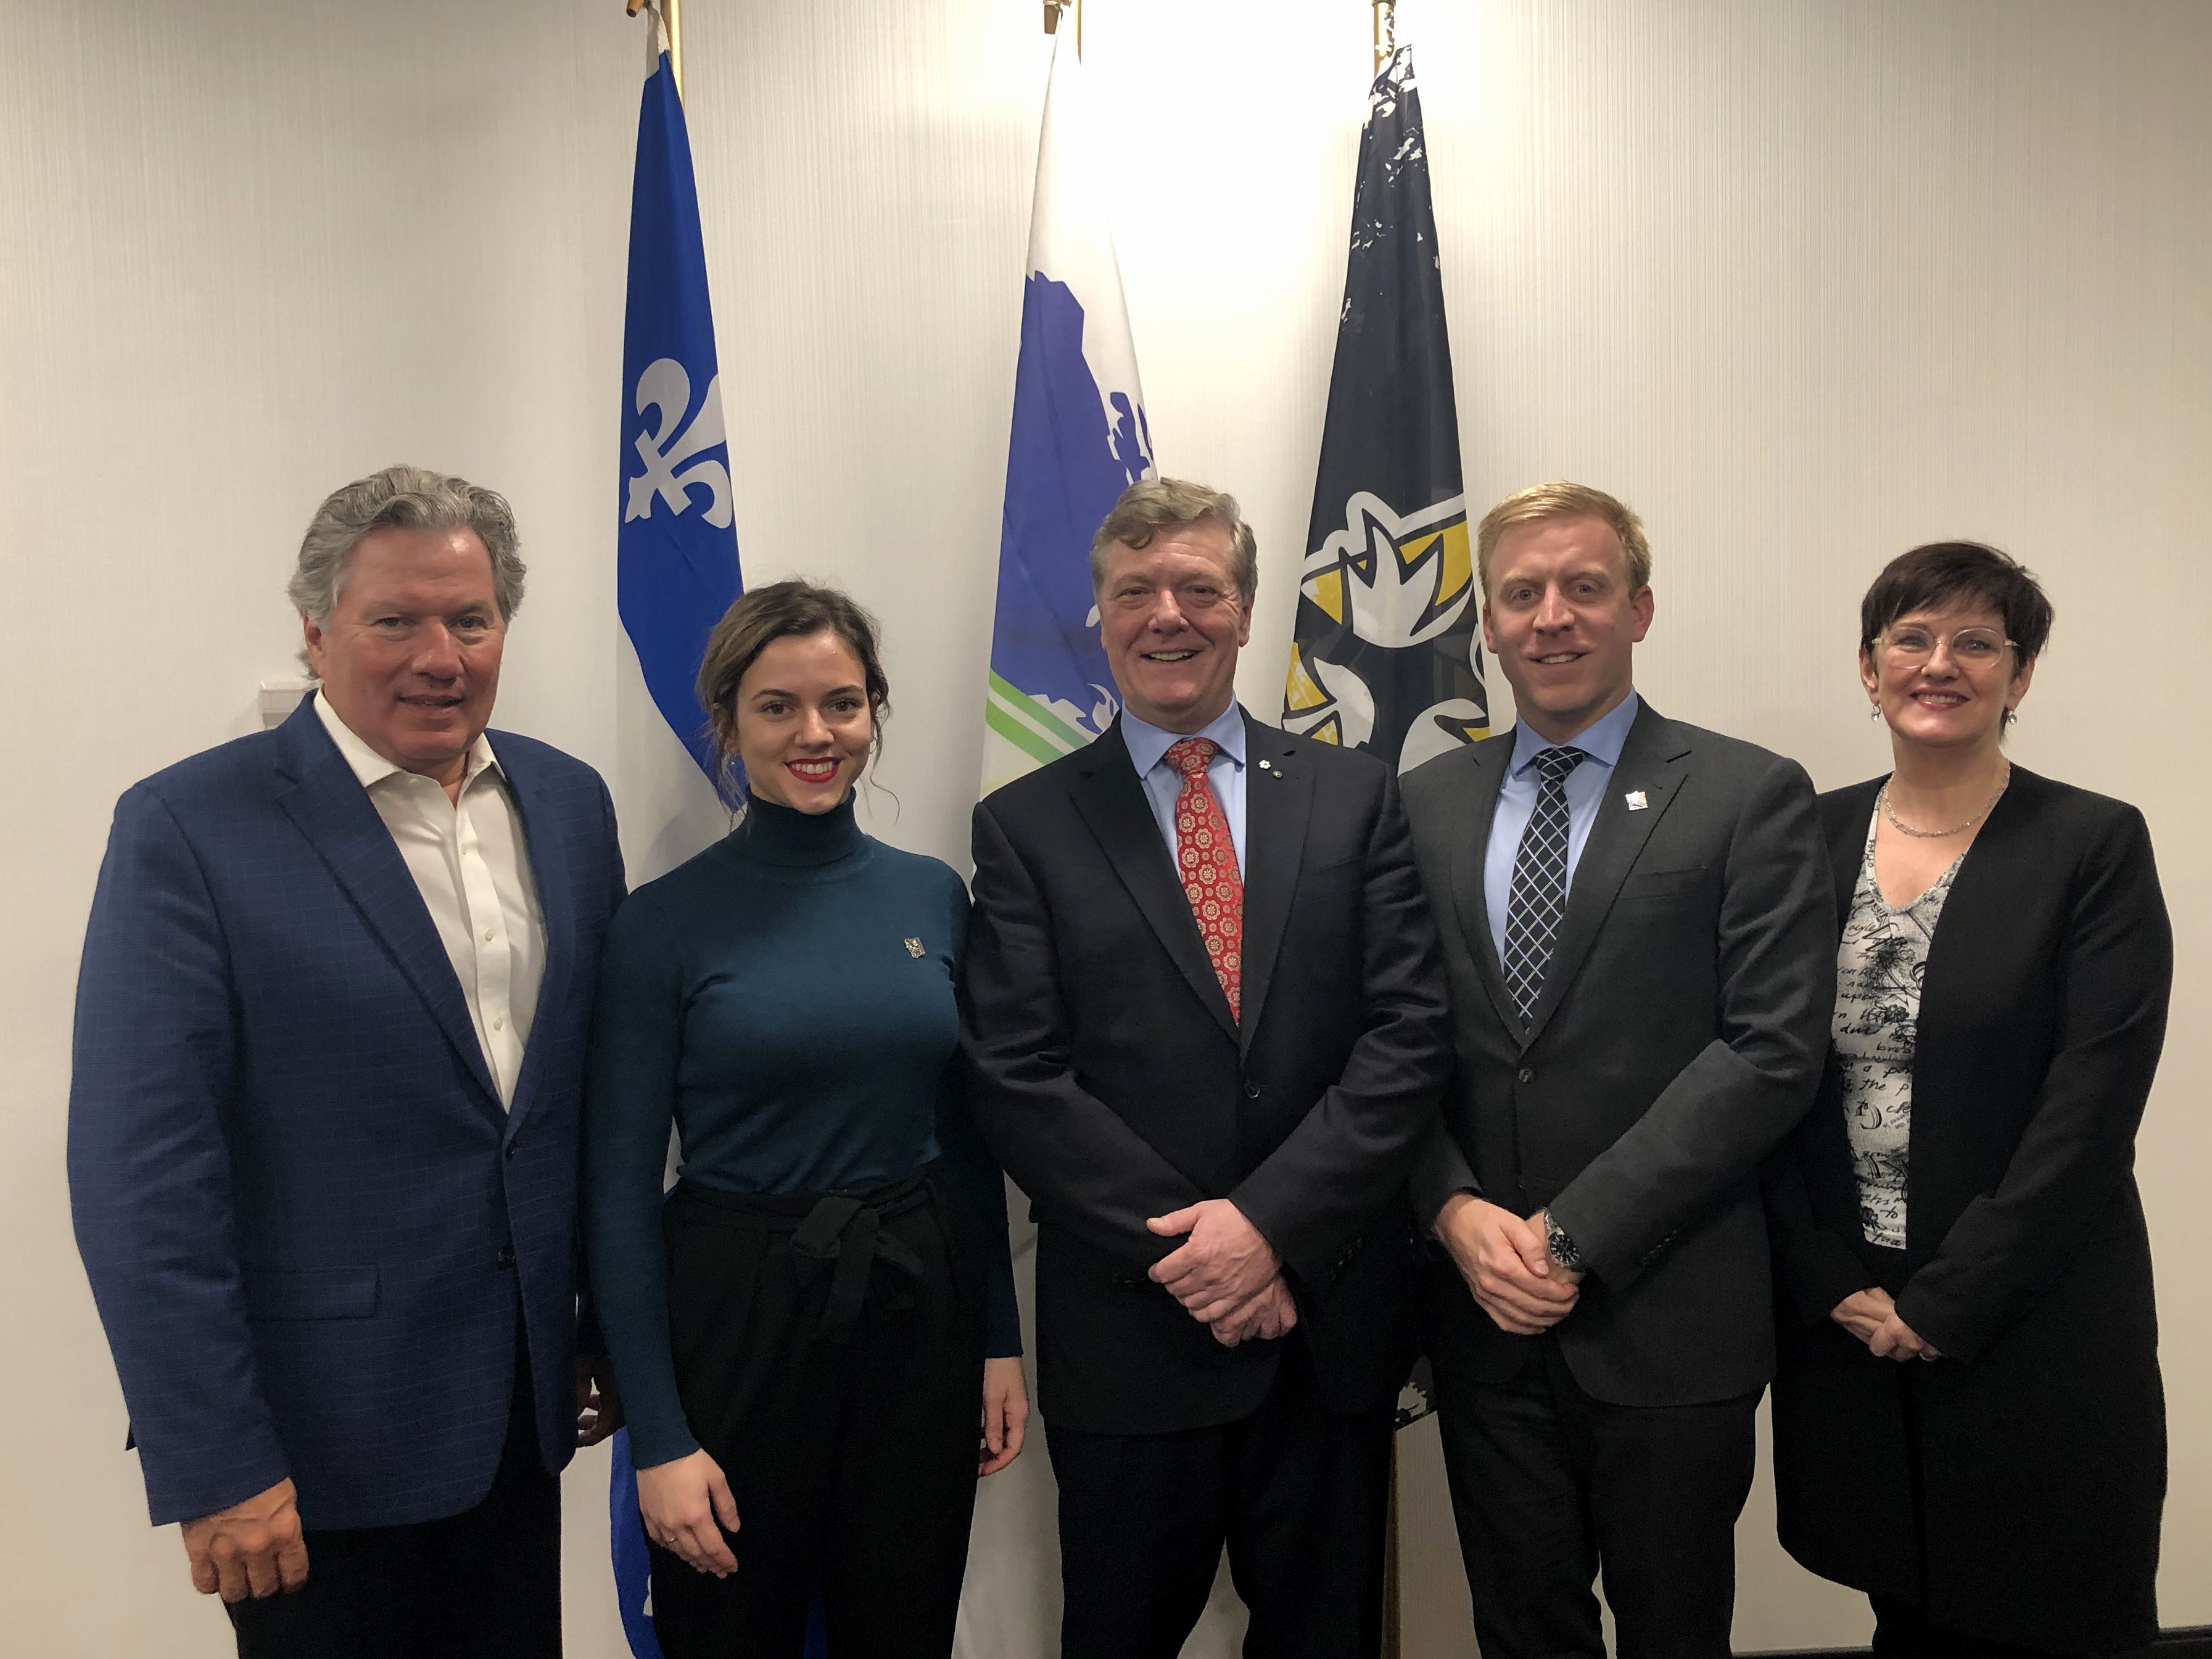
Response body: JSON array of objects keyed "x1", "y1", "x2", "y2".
[
  {"x1": 1400, "y1": 481, "x2": 1833, "y2": 1659},
  {"x1": 962, "y1": 477, "x2": 1451, "y2": 1659}
]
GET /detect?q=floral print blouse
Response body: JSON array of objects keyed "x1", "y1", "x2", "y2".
[{"x1": 1832, "y1": 810, "x2": 1965, "y2": 1251}]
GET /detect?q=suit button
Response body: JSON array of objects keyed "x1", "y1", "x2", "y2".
[
  {"x1": 1517, "y1": 1066, "x2": 1536, "y2": 1085},
  {"x1": 505, "y1": 1141, "x2": 518, "y2": 1161},
  {"x1": 496, "y1": 1246, "x2": 517, "y2": 1270},
  {"x1": 1242, "y1": 1081, "x2": 1263, "y2": 1100}
]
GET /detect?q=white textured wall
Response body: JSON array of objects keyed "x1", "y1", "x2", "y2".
[{"x1": 3, "y1": 1, "x2": 2206, "y2": 1654}]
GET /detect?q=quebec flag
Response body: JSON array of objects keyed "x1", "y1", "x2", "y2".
[
  {"x1": 980, "y1": 27, "x2": 1155, "y2": 795},
  {"x1": 615, "y1": 38, "x2": 742, "y2": 885},
  {"x1": 607, "y1": 35, "x2": 741, "y2": 1659}
]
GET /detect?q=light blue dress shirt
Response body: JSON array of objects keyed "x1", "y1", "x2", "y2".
[
  {"x1": 1121, "y1": 701, "x2": 1249, "y2": 879},
  {"x1": 1484, "y1": 691, "x2": 1642, "y2": 960}
]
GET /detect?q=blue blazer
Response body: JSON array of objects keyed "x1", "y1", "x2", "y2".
[{"x1": 68, "y1": 697, "x2": 625, "y2": 1529}]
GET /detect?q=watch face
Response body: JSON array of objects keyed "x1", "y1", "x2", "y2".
[{"x1": 1545, "y1": 1216, "x2": 1580, "y2": 1268}]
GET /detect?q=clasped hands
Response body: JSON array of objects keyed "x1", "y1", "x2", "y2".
[
  {"x1": 1831, "y1": 1287, "x2": 1942, "y2": 1362},
  {"x1": 1146, "y1": 1200, "x2": 1296, "y2": 1348},
  {"x1": 1434, "y1": 1195, "x2": 1582, "y2": 1336}
]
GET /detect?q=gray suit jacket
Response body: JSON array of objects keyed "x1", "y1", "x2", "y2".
[{"x1": 1401, "y1": 700, "x2": 1833, "y2": 1406}]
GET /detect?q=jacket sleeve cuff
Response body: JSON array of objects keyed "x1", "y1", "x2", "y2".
[
  {"x1": 1407, "y1": 1121, "x2": 1482, "y2": 1231},
  {"x1": 1775, "y1": 1232, "x2": 1881, "y2": 1328},
  {"x1": 1892, "y1": 1283, "x2": 1987, "y2": 1365}
]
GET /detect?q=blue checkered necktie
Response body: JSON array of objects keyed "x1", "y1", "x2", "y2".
[{"x1": 1501, "y1": 746, "x2": 1590, "y2": 1024}]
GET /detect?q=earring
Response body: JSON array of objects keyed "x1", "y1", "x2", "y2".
[
  {"x1": 1868, "y1": 702, "x2": 1881, "y2": 720},
  {"x1": 2003, "y1": 707, "x2": 2018, "y2": 727}
]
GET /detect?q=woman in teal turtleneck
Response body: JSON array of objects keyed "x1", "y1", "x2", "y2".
[{"x1": 584, "y1": 581, "x2": 1024, "y2": 1658}]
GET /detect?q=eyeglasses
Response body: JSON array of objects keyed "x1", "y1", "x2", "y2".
[{"x1": 1874, "y1": 625, "x2": 2016, "y2": 667}]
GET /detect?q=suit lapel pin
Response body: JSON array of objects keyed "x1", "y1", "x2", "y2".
[
  {"x1": 1625, "y1": 790, "x2": 1649, "y2": 811},
  {"x1": 1257, "y1": 759, "x2": 1273, "y2": 773},
  {"x1": 904, "y1": 937, "x2": 925, "y2": 958}
]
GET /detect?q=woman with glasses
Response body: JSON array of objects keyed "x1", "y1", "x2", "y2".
[{"x1": 1766, "y1": 543, "x2": 2171, "y2": 1657}]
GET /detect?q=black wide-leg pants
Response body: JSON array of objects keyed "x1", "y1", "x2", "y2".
[{"x1": 646, "y1": 1170, "x2": 985, "y2": 1659}]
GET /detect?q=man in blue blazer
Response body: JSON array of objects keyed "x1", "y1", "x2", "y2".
[{"x1": 69, "y1": 466, "x2": 626, "y2": 1658}]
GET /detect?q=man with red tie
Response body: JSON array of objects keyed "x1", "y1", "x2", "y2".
[{"x1": 962, "y1": 477, "x2": 1451, "y2": 1659}]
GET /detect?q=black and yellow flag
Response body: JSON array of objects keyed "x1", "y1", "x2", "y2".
[{"x1": 1282, "y1": 43, "x2": 1485, "y2": 770}]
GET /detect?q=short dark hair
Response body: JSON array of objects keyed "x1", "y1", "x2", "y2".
[
  {"x1": 1859, "y1": 541, "x2": 2054, "y2": 665},
  {"x1": 695, "y1": 579, "x2": 890, "y2": 807}
]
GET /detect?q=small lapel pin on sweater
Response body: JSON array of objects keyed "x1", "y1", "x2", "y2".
[
  {"x1": 1258, "y1": 759, "x2": 1277, "y2": 775},
  {"x1": 904, "y1": 937, "x2": 925, "y2": 958},
  {"x1": 1625, "y1": 791, "x2": 1649, "y2": 811}
]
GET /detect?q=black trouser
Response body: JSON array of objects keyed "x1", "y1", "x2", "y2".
[
  {"x1": 1870, "y1": 1597, "x2": 2154, "y2": 1658},
  {"x1": 228, "y1": 1327, "x2": 560, "y2": 1659},
  {"x1": 646, "y1": 1169, "x2": 984, "y2": 1659},
  {"x1": 1431, "y1": 1332, "x2": 1758, "y2": 1659},
  {"x1": 1046, "y1": 1336, "x2": 1395, "y2": 1659}
]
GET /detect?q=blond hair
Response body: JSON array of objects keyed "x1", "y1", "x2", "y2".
[
  {"x1": 1091, "y1": 477, "x2": 1258, "y2": 603},
  {"x1": 1475, "y1": 482, "x2": 1651, "y2": 598}
]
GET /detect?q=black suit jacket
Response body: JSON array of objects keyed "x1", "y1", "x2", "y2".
[
  {"x1": 1402, "y1": 701, "x2": 1833, "y2": 1407},
  {"x1": 1765, "y1": 769, "x2": 2169, "y2": 1651},
  {"x1": 961, "y1": 712, "x2": 1451, "y2": 1435}
]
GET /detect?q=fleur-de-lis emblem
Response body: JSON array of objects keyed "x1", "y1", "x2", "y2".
[{"x1": 625, "y1": 358, "x2": 735, "y2": 528}]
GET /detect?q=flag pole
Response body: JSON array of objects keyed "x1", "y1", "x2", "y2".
[
  {"x1": 625, "y1": 0, "x2": 684, "y2": 102},
  {"x1": 1044, "y1": 0, "x2": 1081, "y2": 56},
  {"x1": 1364, "y1": 10, "x2": 1407, "y2": 1652}
]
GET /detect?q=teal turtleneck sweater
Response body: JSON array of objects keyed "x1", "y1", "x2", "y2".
[{"x1": 584, "y1": 794, "x2": 1018, "y2": 1468}]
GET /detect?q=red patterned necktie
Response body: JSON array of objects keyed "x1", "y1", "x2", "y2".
[{"x1": 1165, "y1": 736, "x2": 1243, "y2": 1020}]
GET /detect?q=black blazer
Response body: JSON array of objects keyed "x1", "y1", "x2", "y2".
[
  {"x1": 1766, "y1": 768, "x2": 2171, "y2": 1652},
  {"x1": 1403, "y1": 702, "x2": 1834, "y2": 1407},
  {"x1": 960, "y1": 713, "x2": 1451, "y2": 1435}
]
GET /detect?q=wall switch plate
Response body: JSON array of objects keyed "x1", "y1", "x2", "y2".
[{"x1": 259, "y1": 678, "x2": 316, "y2": 729}]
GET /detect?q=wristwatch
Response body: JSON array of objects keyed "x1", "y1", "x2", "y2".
[{"x1": 1544, "y1": 1211, "x2": 1583, "y2": 1272}]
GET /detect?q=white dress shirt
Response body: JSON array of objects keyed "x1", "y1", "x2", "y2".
[
  {"x1": 315, "y1": 691, "x2": 546, "y2": 1109},
  {"x1": 1121, "y1": 701, "x2": 1250, "y2": 879}
]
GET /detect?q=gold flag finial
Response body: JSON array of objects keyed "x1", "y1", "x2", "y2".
[
  {"x1": 629, "y1": 0, "x2": 684, "y2": 102},
  {"x1": 1045, "y1": 0, "x2": 1081, "y2": 54},
  {"x1": 1373, "y1": 0, "x2": 1398, "y2": 74}
]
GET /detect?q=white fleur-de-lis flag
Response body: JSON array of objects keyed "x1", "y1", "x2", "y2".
[{"x1": 1282, "y1": 44, "x2": 1487, "y2": 780}]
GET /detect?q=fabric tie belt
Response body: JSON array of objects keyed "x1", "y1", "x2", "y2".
[{"x1": 672, "y1": 1166, "x2": 938, "y2": 1344}]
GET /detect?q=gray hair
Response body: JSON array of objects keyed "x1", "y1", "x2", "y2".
[
  {"x1": 289, "y1": 464, "x2": 526, "y2": 627},
  {"x1": 1091, "y1": 477, "x2": 1259, "y2": 604}
]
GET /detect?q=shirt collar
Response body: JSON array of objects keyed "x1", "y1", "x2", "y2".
[
  {"x1": 1508, "y1": 689, "x2": 1641, "y2": 777},
  {"x1": 1122, "y1": 700, "x2": 1249, "y2": 780},
  {"x1": 314, "y1": 688, "x2": 501, "y2": 793}
]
